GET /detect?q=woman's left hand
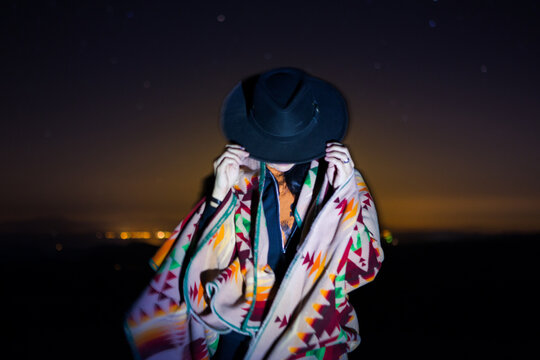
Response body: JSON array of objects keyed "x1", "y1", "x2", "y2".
[{"x1": 325, "y1": 142, "x2": 355, "y2": 188}]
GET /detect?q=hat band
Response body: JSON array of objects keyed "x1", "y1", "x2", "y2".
[{"x1": 248, "y1": 101, "x2": 320, "y2": 140}]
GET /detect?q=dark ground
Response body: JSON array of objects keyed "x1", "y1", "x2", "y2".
[{"x1": 2, "y1": 232, "x2": 538, "y2": 359}]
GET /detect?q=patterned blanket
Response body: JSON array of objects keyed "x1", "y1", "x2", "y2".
[{"x1": 124, "y1": 160, "x2": 384, "y2": 359}]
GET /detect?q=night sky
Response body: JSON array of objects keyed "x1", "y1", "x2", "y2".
[{"x1": 2, "y1": 1, "x2": 539, "y2": 235}]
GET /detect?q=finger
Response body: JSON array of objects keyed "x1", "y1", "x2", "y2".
[
  {"x1": 223, "y1": 160, "x2": 239, "y2": 176},
  {"x1": 216, "y1": 147, "x2": 249, "y2": 163},
  {"x1": 214, "y1": 144, "x2": 248, "y2": 162},
  {"x1": 214, "y1": 158, "x2": 240, "y2": 178},
  {"x1": 326, "y1": 157, "x2": 353, "y2": 187},
  {"x1": 225, "y1": 147, "x2": 250, "y2": 158},
  {"x1": 326, "y1": 162, "x2": 336, "y2": 185},
  {"x1": 325, "y1": 156, "x2": 344, "y2": 170},
  {"x1": 325, "y1": 152, "x2": 352, "y2": 166},
  {"x1": 325, "y1": 155, "x2": 349, "y2": 169},
  {"x1": 214, "y1": 156, "x2": 239, "y2": 175},
  {"x1": 325, "y1": 155, "x2": 354, "y2": 174},
  {"x1": 325, "y1": 143, "x2": 350, "y2": 157},
  {"x1": 214, "y1": 149, "x2": 246, "y2": 168},
  {"x1": 325, "y1": 149, "x2": 351, "y2": 164},
  {"x1": 215, "y1": 154, "x2": 243, "y2": 170},
  {"x1": 225, "y1": 143, "x2": 245, "y2": 150}
]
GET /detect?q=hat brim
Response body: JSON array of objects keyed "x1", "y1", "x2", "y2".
[{"x1": 220, "y1": 76, "x2": 348, "y2": 164}]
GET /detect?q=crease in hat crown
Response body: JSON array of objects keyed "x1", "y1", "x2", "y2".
[{"x1": 249, "y1": 68, "x2": 317, "y2": 138}]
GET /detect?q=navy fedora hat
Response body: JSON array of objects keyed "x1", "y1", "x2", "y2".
[{"x1": 220, "y1": 67, "x2": 349, "y2": 164}]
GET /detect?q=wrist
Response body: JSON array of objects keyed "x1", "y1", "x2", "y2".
[
  {"x1": 208, "y1": 196, "x2": 222, "y2": 208},
  {"x1": 211, "y1": 189, "x2": 227, "y2": 203}
]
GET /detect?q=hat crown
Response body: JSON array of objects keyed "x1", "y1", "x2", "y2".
[
  {"x1": 250, "y1": 68, "x2": 317, "y2": 138},
  {"x1": 263, "y1": 70, "x2": 302, "y2": 107}
]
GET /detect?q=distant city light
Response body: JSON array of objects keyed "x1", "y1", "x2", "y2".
[
  {"x1": 56, "y1": 243, "x2": 63, "y2": 251},
  {"x1": 101, "y1": 230, "x2": 171, "y2": 242},
  {"x1": 382, "y1": 229, "x2": 393, "y2": 244}
]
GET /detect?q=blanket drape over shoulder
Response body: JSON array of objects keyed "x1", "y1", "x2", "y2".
[{"x1": 124, "y1": 160, "x2": 384, "y2": 360}]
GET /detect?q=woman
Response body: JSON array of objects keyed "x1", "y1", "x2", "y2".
[{"x1": 125, "y1": 68, "x2": 384, "y2": 359}]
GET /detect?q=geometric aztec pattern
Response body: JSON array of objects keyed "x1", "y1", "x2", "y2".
[{"x1": 124, "y1": 161, "x2": 384, "y2": 359}]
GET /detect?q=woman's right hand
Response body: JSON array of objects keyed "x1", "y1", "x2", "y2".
[{"x1": 212, "y1": 144, "x2": 250, "y2": 202}]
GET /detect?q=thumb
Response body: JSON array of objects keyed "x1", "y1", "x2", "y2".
[{"x1": 327, "y1": 163, "x2": 336, "y2": 185}]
